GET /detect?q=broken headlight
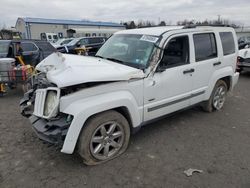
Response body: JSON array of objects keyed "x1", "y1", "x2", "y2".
[{"x1": 44, "y1": 90, "x2": 58, "y2": 117}]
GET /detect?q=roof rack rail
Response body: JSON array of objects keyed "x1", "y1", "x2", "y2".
[{"x1": 183, "y1": 24, "x2": 231, "y2": 29}]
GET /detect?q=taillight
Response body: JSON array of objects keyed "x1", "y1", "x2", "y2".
[{"x1": 237, "y1": 56, "x2": 240, "y2": 65}]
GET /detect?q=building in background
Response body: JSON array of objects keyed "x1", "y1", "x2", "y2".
[{"x1": 15, "y1": 17, "x2": 125, "y2": 40}]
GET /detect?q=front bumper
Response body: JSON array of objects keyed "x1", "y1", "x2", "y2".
[{"x1": 29, "y1": 115, "x2": 71, "y2": 145}]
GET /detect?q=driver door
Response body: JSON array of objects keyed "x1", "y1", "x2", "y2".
[{"x1": 144, "y1": 34, "x2": 194, "y2": 121}]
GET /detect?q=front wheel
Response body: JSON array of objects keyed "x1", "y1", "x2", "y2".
[
  {"x1": 202, "y1": 80, "x2": 228, "y2": 112},
  {"x1": 77, "y1": 110, "x2": 130, "y2": 165}
]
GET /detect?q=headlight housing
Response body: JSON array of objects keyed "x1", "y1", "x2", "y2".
[
  {"x1": 44, "y1": 90, "x2": 58, "y2": 117},
  {"x1": 33, "y1": 87, "x2": 60, "y2": 119}
]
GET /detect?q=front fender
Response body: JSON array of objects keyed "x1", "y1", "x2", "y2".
[{"x1": 60, "y1": 91, "x2": 142, "y2": 154}]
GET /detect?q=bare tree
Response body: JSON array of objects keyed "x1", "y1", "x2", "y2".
[
  {"x1": 159, "y1": 21, "x2": 166, "y2": 26},
  {"x1": 176, "y1": 18, "x2": 241, "y2": 28}
]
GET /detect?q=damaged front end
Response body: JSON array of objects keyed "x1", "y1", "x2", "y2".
[
  {"x1": 20, "y1": 72, "x2": 54, "y2": 117},
  {"x1": 29, "y1": 114, "x2": 72, "y2": 145},
  {"x1": 20, "y1": 52, "x2": 145, "y2": 146},
  {"x1": 20, "y1": 72, "x2": 73, "y2": 145}
]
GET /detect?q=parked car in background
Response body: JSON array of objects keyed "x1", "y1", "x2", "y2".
[
  {"x1": 238, "y1": 36, "x2": 250, "y2": 49},
  {"x1": 238, "y1": 43, "x2": 250, "y2": 72},
  {"x1": 20, "y1": 26, "x2": 239, "y2": 165},
  {"x1": 51, "y1": 38, "x2": 74, "y2": 48},
  {"x1": 0, "y1": 40, "x2": 56, "y2": 66},
  {"x1": 57, "y1": 36, "x2": 106, "y2": 56}
]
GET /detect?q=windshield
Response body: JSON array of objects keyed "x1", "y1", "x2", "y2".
[
  {"x1": 0, "y1": 41, "x2": 10, "y2": 54},
  {"x1": 61, "y1": 39, "x2": 73, "y2": 45},
  {"x1": 96, "y1": 34, "x2": 159, "y2": 69}
]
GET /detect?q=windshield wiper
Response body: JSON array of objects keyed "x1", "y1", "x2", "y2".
[
  {"x1": 107, "y1": 58, "x2": 146, "y2": 70},
  {"x1": 95, "y1": 55, "x2": 105, "y2": 59},
  {"x1": 106, "y1": 57, "x2": 124, "y2": 63}
]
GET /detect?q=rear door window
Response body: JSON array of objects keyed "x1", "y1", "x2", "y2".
[
  {"x1": 35, "y1": 41, "x2": 55, "y2": 52},
  {"x1": 219, "y1": 32, "x2": 235, "y2": 55},
  {"x1": 0, "y1": 41, "x2": 10, "y2": 54},
  {"x1": 21, "y1": 42, "x2": 38, "y2": 52},
  {"x1": 89, "y1": 38, "x2": 101, "y2": 44},
  {"x1": 193, "y1": 33, "x2": 217, "y2": 62},
  {"x1": 80, "y1": 38, "x2": 89, "y2": 45}
]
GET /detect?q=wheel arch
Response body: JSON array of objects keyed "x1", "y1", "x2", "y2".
[
  {"x1": 220, "y1": 76, "x2": 232, "y2": 91},
  {"x1": 205, "y1": 67, "x2": 234, "y2": 100},
  {"x1": 60, "y1": 91, "x2": 142, "y2": 154}
]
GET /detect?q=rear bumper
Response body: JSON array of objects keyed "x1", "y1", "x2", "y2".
[
  {"x1": 238, "y1": 64, "x2": 250, "y2": 72},
  {"x1": 29, "y1": 115, "x2": 71, "y2": 145},
  {"x1": 238, "y1": 58, "x2": 250, "y2": 72},
  {"x1": 232, "y1": 72, "x2": 239, "y2": 90}
]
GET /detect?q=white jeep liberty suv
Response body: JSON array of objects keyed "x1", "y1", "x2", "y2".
[{"x1": 20, "y1": 26, "x2": 239, "y2": 165}]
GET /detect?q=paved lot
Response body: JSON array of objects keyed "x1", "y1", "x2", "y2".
[{"x1": 0, "y1": 73, "x2": 250, "y2": 188}]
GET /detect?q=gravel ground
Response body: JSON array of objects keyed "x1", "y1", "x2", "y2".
[{"x1": 0, "y1": 73, "x2": 250, "y2": 188}]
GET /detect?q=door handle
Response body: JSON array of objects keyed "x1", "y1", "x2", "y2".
[
  {"x1": 213, "y1": 62, "x2": 221, "y2": 66},
  {"x1": 183, "y1": 68, "x2": 195, "y2": 74}
]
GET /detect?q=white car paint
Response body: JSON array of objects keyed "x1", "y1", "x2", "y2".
[
  {"x1": 36, "y1": 53, "x2": 145, "y2": 88},
  {"x1": 239, "y1": 48, "x2": 250, "y2": 59},
  {"x1": 31, "y1": 26, "x2": 239, "y2": 154}
]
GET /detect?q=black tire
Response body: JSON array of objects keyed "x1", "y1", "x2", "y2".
[
  {"x1": 202, "y1": 80, "x2": 228, "y2": 112},
  {"x1": 77, "y1": 110, "x2": 130, "y2": 165}
]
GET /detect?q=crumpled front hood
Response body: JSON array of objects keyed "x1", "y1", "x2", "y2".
[{"x1": 36, "y1": 53, "x2": 145, "y2": 88}]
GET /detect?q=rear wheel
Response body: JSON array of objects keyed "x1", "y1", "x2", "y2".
[
  {"x1": 77, "y1": 110, "x2": 130, "y2": 165},
  {"x1": 202, "y1": 80, "x2": 228, "y2": 112}
]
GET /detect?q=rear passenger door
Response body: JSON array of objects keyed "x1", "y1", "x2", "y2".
[{"x1": 190, "y1": 32, "x2": 219, "y2": 105}]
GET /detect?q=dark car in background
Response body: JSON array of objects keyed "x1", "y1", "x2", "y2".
[
  {"x1": 0, "y1": 40, "x2": 56, "y2": 66},
  {"x1": 238, "y1": 36, "x2": 250, "y2": 50},
  {"x1": 57, "y1": 36, "x2": 106, "y2": 56}
]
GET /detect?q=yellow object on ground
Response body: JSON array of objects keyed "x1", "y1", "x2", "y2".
[
  {"x1": 0, "y1": 83, "x2": 6, "y2": 92},
  {"x1": 15, "y1": 56, "x2": 25, "y2": 66}
]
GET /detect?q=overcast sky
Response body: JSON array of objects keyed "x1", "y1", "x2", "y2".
[{"x1": 1, "y1": 0, "x2": 250, "y2": 27}]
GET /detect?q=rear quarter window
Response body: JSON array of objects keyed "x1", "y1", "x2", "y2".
[
  {"x1": 0, "y1": 41, "x2": 10, "y2": 54},
  {"x1": 193, "y1": 33, "x2": 217, "y2": 62},
  {"x1": 21, "y1": 42, "x2": 38, "y2": 52},
  {"x1": 35, "y1": 41, "x2": 55, "y2": 52},
  {"x1": 219, "y1": 32, "x2": 235, "y2": 55}
]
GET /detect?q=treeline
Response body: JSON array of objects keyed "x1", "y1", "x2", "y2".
[
  {"x1": 122, "y1": 19, "x2": 241, "y2": 29},
  {"x1": 176, "y1": 18, "x2": 240, "y2": 28},
  {"x1": 122, "y1": 20, "x2": 169, "y2": 29}
]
